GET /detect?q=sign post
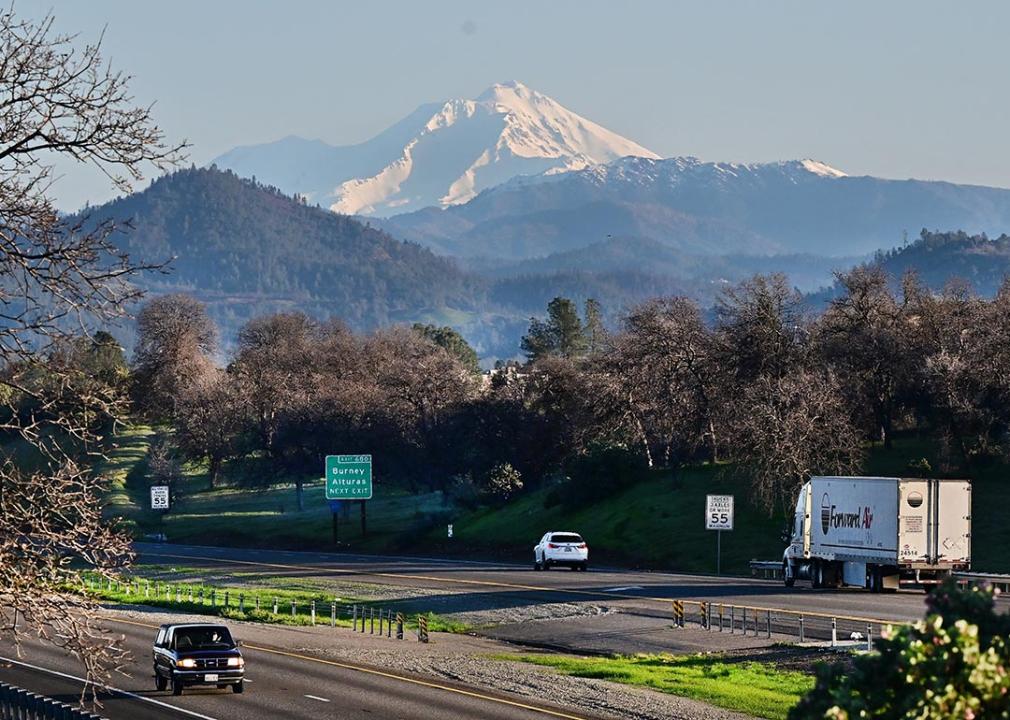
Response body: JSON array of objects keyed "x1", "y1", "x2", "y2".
[
  {"x1": 326, "y1": 455, "x2": 372, "y2": 538},
  {"x1": 705, "y1": 494, "x2": 734, "y2": 575}
]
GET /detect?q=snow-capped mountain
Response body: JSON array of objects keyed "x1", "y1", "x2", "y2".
[
  {"x1": 376, "y1": 154, "x2": 1010, "y2": 259},
  {"x1": 212, "y1": 81, "x2": 658, "y2": 217}
]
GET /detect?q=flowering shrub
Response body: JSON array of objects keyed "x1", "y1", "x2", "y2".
[{"x1": 789, "y1": 580, "x2": 1010, "y2": 719}]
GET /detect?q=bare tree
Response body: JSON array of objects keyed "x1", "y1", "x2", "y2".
[
  {"x1": 606, "y1": 297, "x2": 724, "y2": 466},
  {"x1": 131, "y1": 294, "x2": 216, "y2": 418},
  {"x1": 816, "y1": 266, "x2": 912, "y2": 448},
  {"x1": 0, "y1": 7, "x2": 184, "y2": 691},
  {"x1": 729, "y1": 369, "x2": 865, "y2": 512},
  {"x1": 174, "y1": 369, "x2": 245, "y2": 488}
]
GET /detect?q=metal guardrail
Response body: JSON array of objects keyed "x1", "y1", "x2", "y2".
[
  {"x1": 749, "y1": 560, "x2": 783, "y2": 579},
  {"x1": 953, "y1": 571, "x2": 1010, "y2": 592},
  {"x1": 0, "y1": 681, "x2": 106, "y2": 719}
]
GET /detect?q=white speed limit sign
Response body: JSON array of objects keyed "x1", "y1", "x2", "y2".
[{"x1": 705, "y1": 494, "x2": 734, "y2": 531}]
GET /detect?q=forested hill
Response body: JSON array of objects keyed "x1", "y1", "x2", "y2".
[
  {"x1": 875, "y1": 230, "x2": 1010, "y2": 295},
  {"x1": 79, "y1": 167, "x2": 482, "y2": 333}
]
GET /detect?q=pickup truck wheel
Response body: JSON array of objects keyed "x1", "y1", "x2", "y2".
[
  {"x1": 232, "y1": 680, "x2": 244, "y2": 694},
  {"x1": 171, "y1": 678, "x2": 183, "y2": 696},
  {"x1": 155, "y1": 672, "x2": 167, "y2": 692},
  {"x1": 783, "y1": 561, "x2": 795, "y2": 588}
]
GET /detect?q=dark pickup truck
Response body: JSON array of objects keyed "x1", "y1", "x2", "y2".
[{"x1": 153, "y1": 623, "x2": 245, "y2": 695}]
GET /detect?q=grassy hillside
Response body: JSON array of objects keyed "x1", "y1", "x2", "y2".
[
  {"x1": 429, "y1": 465, "x2": 785, "y2": 574},
  {"x1": 94, "y1": 426, "x2": 1010, "y2": 575}
]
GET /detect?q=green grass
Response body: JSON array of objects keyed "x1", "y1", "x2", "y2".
[
  {"x1": 497, "y1": 653, "x2": 813, "y2": 720},
  {"x1": 76, "y1": 568, "x2": 466, "y2": 633},
  {"x1": 434, "y1": 464, "x2": 786, "y2": 575}
]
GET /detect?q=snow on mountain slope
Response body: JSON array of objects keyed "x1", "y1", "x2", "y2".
[{"x1": 212, "y1": 81, "x2": 658, "y2": 217}]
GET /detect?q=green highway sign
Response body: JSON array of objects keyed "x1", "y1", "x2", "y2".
[{"x1": 325, "y1": 454, "x2": 372, "y2": 500}]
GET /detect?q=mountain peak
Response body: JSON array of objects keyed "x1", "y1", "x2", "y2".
[{"x1": 213, "y1": 82, "x2": 658, "y2": 217}]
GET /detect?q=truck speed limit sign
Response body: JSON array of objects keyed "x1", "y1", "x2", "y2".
[{"x1": 706, "y1": 494, "x2": 734, "y2": 531}]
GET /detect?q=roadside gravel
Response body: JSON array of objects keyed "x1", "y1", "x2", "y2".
[{"x1": 105, "y1": 605, "x2": 756, "y2": 720}]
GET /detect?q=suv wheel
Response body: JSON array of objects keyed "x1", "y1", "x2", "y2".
[
  {"x1": 533, "y1": 556, "x2": 541, "y2": 571},
  {"x1": 579, "y1": 563, "x2": 588, "y2": 572}
]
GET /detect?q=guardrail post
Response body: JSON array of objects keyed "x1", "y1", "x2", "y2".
[
  {"x1": 311, "y1": 600, "x2": 316, "y2": 625},
  {"x1": 831, "y1": 617, "x2": 837, "y2": 648},
  {"x1": 387, "y1": 609, "x2": 393, "y2": 637},
  {"x1": 239, "y1": 594, "x2": 245, "y2": 613},
  {"x1": 273, "y1": 597, "x2": 278, "y2": 615},
  {"x1": 866, "y1": 623, "x2": 872, "y2": 652},
  {"x1": 799, "y1": 615, "x2": 804, "y2": 643},
  {"x1": 730, "y1": 606, "x2": 735, "y2": 634},
  {"x1": 290, "y1": 600, "x2": 296, "y2": 618},
  {"x1": 352, "y1": 605, "x2": 358, "y2": 631},
  {"x1": 211, "y1": 589, "x2": 216, "y2": 607},
  {"x1": 417, "y1": 614, "x2": 429, "y2": 643},
  {"x1": 370, "y1": 607, "x2": 375, "y2": 634},
  {"x1": 396, "y1": 613, "x2": 404, "y2": 640},
  {"x1": 742, "y1": 607, "x2": 747, "y2": 636},
  {"x1": 378, "y1": 608, "x2": 384, "y2": 635},
  {"x1": 224, "y1": 590, "x2": 229, "y2": 608},
  {"x1": 698, "y1": 602, "x2": 707, "y2": 629},
  {"x1": 331, "y1": 601, "x2": 337, "y2": 627}
]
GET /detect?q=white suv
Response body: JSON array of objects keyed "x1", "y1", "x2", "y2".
[{"x1": 534, "y1": 531, "x2": 588, "y2": 571}]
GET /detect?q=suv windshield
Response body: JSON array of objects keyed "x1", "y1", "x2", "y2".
[
  {"x1": 174, "y1": 627, "x2": 235, "y2": 650},
  {"x1": 550, "y1": 534, "x2": 583, "y2": 544}
]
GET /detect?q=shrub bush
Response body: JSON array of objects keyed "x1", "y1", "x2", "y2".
[{"x1": 789, "y1": 579, "x2": 1010, "y2": 719}]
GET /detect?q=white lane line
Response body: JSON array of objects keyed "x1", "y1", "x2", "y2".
[
  {"x1": 603, "y1": 586, "x2": 643, "y2": 592},
  {"x1": 304, "y1": 694, "x2": 330, "y2": 702},
  {"x1": 0, "y1": 655, "x2": 219, "y2": 720}
]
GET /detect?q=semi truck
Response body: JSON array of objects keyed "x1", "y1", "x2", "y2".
[{"x1": 782, "y1": 476, "x2": 971, "y2": 591}]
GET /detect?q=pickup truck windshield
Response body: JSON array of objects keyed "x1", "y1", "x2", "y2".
[{"x1": 174, "y1": 627, "x2": 235, "y2": 650}]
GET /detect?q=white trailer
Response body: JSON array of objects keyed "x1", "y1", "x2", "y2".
[{"x1": 782, "y1": 476, "x2": 971, "y2": 591}]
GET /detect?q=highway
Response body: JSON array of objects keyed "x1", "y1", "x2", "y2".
[
  {"x1": 0, "y1": 615, "x2": 598, "y2": 720},
  {"x1": 133, "y1": 541, "x2": 983, "y2": 624}
]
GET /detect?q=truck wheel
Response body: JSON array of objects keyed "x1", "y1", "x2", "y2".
[
  {"x1": 783, "y1": 561, "x2": 795, "y2": 588},
  {"x1": 232, "y1": 680, "x2": 244, "y2": 694},
  {"x1": 155, "y1": 672, "x2": 167, "y2": 692},
  {"x1": 171, "y1": 678, "x2": 183, "y2": 696},
  {"x1": 811, "y1": 560, "x2": 822, "y2": 589}
]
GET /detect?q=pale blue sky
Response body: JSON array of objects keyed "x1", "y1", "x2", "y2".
[{"x1": 21, "y1": 0, "x2": 1010, "y2": 209}]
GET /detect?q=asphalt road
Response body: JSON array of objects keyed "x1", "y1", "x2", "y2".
[
  {"x1": 133, "y1": 541, "x2": 991, "y2": 624},
  {"x1": 0, "y1": 616, "x2": 596, "y2": 720}
]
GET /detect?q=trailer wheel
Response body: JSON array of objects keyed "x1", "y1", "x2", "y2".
[{"x1": 811, "y1": 560, "x2": 822, "y2": 589}]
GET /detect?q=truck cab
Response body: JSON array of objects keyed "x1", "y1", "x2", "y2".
[{"x1": 153, "y1": 623, "x2": 245, "y2": 695}]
